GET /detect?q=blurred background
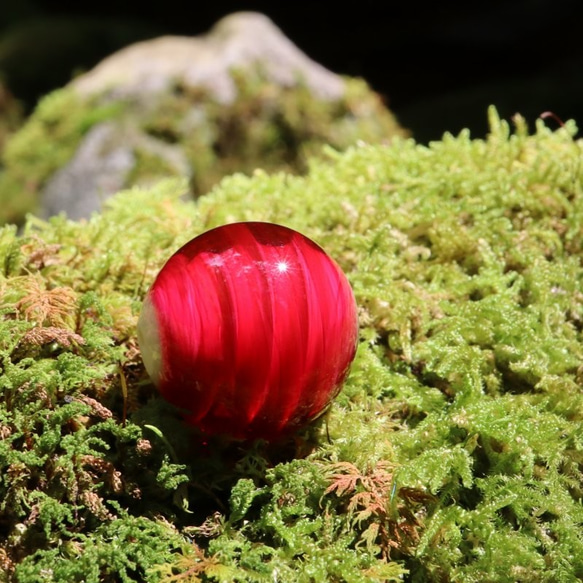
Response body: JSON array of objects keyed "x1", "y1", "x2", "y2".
[{"x1": 1, "y1": 0, "x2": 581, "y2": 143}]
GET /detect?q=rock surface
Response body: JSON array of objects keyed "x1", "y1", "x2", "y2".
[
  {"x1": 41, "y1": 122, "x2": 190, "y2": 220},
  {"x1": 71, "y1": 12, "x2": 345, "y2": 104},
  {"x1": 41, "y1": 123, "x2": 132, "y2": 221}
]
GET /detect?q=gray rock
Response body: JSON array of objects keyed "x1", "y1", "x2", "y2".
[
  {"x1": 41, "y1": 122, "x2": 135, "y2": 220},
  {"x1": 41, "y1": 122, "x2": 190, "y2": 219},
  {"x1": 71, "y1": 11, "x2": 345, "y2": 104},
  {"x1": 41, "y1": 11, "x2": 348, "y2": 220}
]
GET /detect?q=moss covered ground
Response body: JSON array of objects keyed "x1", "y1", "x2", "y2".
[{"x1": 1, "y1": 107, "x2": 583, "y2": 581}]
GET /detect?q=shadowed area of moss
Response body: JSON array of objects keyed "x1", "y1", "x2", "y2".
[{"x1": 1, "y1": 107, "x2": 583, "y2": 581}]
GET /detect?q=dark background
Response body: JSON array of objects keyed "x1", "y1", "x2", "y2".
[{"x1": 1, "y1": 0, "x2": 581, "y2": 143}]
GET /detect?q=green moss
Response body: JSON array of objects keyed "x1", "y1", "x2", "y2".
[
  {"x1": 125, "y1": 146, "x2": 185, "y2": 188},
  {"x1": 0, "y1": 81, "x2": 23, "y2": 160},
  {"x1": 1, "y1": 108, "x2": 583, "y2": 581}
]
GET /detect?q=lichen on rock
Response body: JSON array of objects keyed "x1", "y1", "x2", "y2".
[{"x1": 1, "y1": 107, "x2": 583, "y2": 582}]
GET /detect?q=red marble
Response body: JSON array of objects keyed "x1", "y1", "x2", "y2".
[{"x1": 137, "y1": 222, "x2": 358, "y2": 440}]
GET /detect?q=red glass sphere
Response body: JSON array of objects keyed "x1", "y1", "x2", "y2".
[{"x1": 137, "y1": 222, "x2": 358, "y2": 441}]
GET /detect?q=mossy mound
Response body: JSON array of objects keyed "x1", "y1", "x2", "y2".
[
  {"x1": 1, "y1": 107, "x2": 583, "y2": 581},
  {"x1": 0, "y1": 69, "x2": 406, "y2": 225}
]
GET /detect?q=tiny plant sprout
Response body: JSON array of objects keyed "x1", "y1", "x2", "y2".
[{"x1": 137, "y1": 222, "x2": 359, "y2": 441}]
